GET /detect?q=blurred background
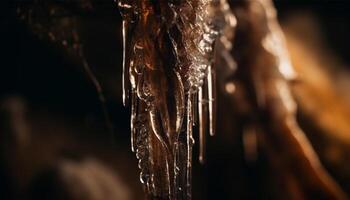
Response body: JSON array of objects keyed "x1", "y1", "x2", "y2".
[{"x1": 1, "y1": 0, "x2": 350, "y2": 199}]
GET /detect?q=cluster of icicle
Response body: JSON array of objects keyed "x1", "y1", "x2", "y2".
[{"x1": 118, "y1": 0, "x2": 235, "y2": 199}]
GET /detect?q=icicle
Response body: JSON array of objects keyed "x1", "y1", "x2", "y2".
[
  {"x1": 130, "y1": 91, "x2": 137, "y2": 152},
  {"x1": 198, "y1": 86, "x2": 206, "y2": 164},
  {"x1": 118, "y1": 1, "x2": 133, "y2": 106},
  {"x1": 192, "y1": 92, "x2": 198, "y2": 126},
  {"x1": 207, "y1": 65, "x2": 216, "y2": 136},
  {"x1": 186, "y1": 93, "x2": 194, "y2": 200},
  {"x1": 121, "y1": 20, "x2": 130, "y2": 106}
]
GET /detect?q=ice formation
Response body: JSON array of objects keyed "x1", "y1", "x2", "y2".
[{"x1": 118, "y1": 0, "x2": 235, "y2": 199}]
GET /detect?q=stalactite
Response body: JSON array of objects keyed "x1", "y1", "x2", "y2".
[{"x1": 117, "y1": 0, "x2": 235, "y2": 199}]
